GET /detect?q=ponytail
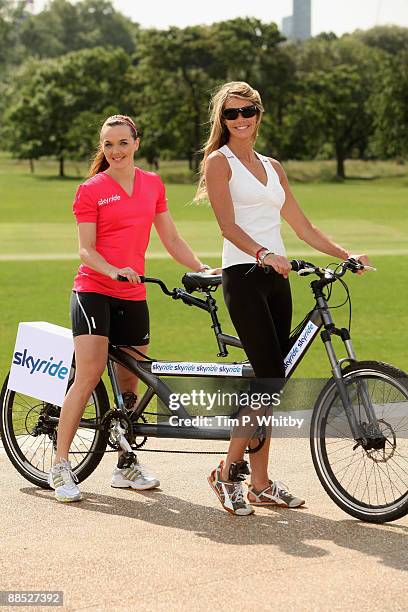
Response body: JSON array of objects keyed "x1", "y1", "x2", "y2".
[{"x1": 88, "y1": 146, "x2": 110, "y2": 178}]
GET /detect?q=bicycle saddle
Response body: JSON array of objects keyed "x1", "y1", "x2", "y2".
[{"x1": 182, "y1": 272, "x2": 222, "y2": 293}]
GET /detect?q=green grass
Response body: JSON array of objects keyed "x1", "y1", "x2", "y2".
[
  {"x1": 1, "y1": 158, "x2": 407, "y2": 256},
  {"x1": 2, "y1": 151, "x2": 407, "y2": 183},
  {"x1": 1, "y1": 255, "x2": 407, "y2": 382},
  {"x1": 1, "y1": 155, "x2": 407, "y2": 386}
]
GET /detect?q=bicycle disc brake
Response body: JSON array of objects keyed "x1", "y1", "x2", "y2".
[{"x1": 365, "y1": 419, "x2": 396, "y2": 463}]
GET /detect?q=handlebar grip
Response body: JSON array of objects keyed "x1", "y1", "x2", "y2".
[
  {"x1": 290, "y1": 259, "x2": 316, "y2": 272},
  {"x1": 265, "y1": 260, "x2": 313, "y2": 274},
  {"x1": 116, "y1": 274, "x2": 146, "y2": 283},
  {"x1": 290, "y1": 260, "x2": 302, "y2": 272},
  {"x1": 346, "y1": 257, "x2": 365, "y2": 273}
]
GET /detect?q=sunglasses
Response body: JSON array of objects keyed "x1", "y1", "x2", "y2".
[{"x1": 222, "y1": 105, "x2": 259, "y2": 121}]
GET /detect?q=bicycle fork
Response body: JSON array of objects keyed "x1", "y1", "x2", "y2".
[{"x1": 318, "y1": 298, "x2": 383, "y2": 448}]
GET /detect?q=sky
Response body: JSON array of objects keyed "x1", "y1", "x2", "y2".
[{"x1": 33, "y1": 0, "x2": 408, "y2": 35}]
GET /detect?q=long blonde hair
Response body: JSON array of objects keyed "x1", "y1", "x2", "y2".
[
  {"x1": 195, "y1": 81, "x2": 264, "y2": 201},
  {"x1": 88, "y1": 114, "x2": 138, "y2": 178}
]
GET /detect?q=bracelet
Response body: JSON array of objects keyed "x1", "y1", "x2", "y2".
[
  {"x1": 259, "y1": 250, "x2": 274, "y2": 268},
  {"x1": 256, "y1": 247, "x2": 268, "y2": 266},
  {"x1": 197, "y1": 264, "x2": 211, "y2": 272}
]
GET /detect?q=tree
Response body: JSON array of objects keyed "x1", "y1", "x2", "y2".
[
  {"x1": 281, "y1": 38, "x2": 383, "y2": 174},
  {"x1": 210, "y1": 18, "x2": 297, "y2": 159},
  {"x1": 132, "y1": 18, "x2": 295, "y2": 169},
  {"x1": 289, "y1": 65, "x2": 374, "y2": 178},
  {"x1": 351, "y1": 25, "x2": 408, "y2": 56},
  {"x1": 0, "y1": 0, "x2": 27, "y2": 67},
  {"x1": 371, "y1": 50, "x2": 408, "y2": 159},
  {"x1": 19, "y1": 0, "x2": 138, "y2": 58},
  {"x1": 210, "y1": 18, "x2": 285, "y2": 83},
  {"x1": 5, "y1": 47, "x2": 133, "y2": 176},
  {"x1": 134, "y1": 25, "x2": 217, "y2": 172}
]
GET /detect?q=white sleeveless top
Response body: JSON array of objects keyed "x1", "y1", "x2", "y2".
[{"x1": 219, "y1": 144, "x2": 286, "y2": 269}]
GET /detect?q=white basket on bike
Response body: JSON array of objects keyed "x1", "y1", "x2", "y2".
[{"x1": 8, "y1": 322, "x2": 74, "y2": 406}]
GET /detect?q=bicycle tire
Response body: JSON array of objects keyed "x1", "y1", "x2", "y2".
[
  {"x1": 0, "y1": 370, "x2": 110, "y2": 489},
  {"x1": 310, "y1": 360, "x2": 408, "y2": 523}
]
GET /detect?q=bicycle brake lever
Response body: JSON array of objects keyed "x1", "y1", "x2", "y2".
[{"x1": 298, "y1": 267, "x2": 316, "y2": 276}]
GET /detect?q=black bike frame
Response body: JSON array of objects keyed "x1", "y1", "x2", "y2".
[{"x1": 99, "y1": 275, "x2": 376, "y2": 444}]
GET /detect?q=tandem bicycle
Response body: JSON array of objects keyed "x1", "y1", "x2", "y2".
[{"x1": 1, "y1": 258, "x2": 408, "y2": 523}]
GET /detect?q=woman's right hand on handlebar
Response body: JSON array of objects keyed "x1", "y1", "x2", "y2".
[
  {"x1": 109, "y1": 267, "x2": 141, "y2": 283},
  {"x1": 263, "y1": 254, "x2": 292, "y2": 279}
]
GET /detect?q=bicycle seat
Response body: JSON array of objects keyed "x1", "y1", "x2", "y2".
[{"x1": 182, "y1": 272, "x2": 222, "y2": 293}]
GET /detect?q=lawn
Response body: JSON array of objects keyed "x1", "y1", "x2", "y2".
[{"x1": 0, "y1": 155, "x2": 407, "y2": 385}]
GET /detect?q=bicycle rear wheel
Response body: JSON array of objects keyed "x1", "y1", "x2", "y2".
[
  {"x1": 0, "y1": 369, "x2": 110, "y2": 489},
  {"x1": 310, "y1": 361, "x2": 408, "y2": 523}
]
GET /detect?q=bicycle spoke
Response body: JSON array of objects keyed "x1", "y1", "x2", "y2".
[
  {"x1": 2, "y1": 381, "x2": 107, "y2": 482},
  {"x1": 315, "y1": 369, "x2": 408, "y2": 517}
]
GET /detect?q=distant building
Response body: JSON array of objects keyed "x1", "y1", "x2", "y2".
[
  {"x1": 282, "y1": 0, "x2": 312, "y2": 41},
  {"x1": 282, "y1": 16, "x2": 293, "y2": 39}
]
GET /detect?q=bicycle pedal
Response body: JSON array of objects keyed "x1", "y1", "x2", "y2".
[
  {"x1": 228, "y1": 460, "x2": 250, "y2": 482},
  {"x1": 117, "y1": 451, "x2": 137, "y2": 469}
]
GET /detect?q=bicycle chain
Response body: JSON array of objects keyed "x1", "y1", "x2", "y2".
[{"x1": 71, "y1": 447, "x2": 247, "y2": 456}]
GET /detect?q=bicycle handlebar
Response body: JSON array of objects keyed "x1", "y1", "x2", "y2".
[
  {"x1": 117, "y1": 274, "x2": 179, "y2": 296},
  {"x1": 117, "y1": 257, "x2": 375, "y2": 295},
  {"x1": 288, "y1": 257, "x2": 376, "y2": 279}
]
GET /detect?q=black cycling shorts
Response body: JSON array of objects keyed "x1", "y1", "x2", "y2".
[
  {"x1": 222, "y1": 264, "x2": 292, "y2": 379},
  {"x1": 70, "y1": 292, "x2": 150, "y2": 346}
]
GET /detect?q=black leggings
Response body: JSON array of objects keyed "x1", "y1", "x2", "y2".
[{"x1": 222, "y1": 264, "x2": 292, "y2": 379}]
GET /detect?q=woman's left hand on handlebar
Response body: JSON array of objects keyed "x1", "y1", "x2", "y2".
[{"x1": 349, "y1": 253, "x2": 372, "y2": 275}]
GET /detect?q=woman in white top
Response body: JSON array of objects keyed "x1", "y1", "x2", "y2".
[{"x1": 199, "y1": 81, "x2": 370, "y2": 516}]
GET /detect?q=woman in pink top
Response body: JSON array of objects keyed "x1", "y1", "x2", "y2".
[{"x1": 48, "y1": 114, "x2": 209, "y2": 502}]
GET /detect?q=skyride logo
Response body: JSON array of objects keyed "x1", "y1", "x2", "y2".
[
  {"x1": 8, "y1": 321, "x2": 74, "y2": 407},
  {"x1": 284, "y1": 321, "x2": 319, "y2": 374},
  {"x1": 97, "y1": 194, "x2": 121, "y2": 207},
  {"x1": 12, "y1": 349, "x2": 70, "y2": 380},
  {"x1": 151, "y1": 362, "x2": 243, "y2": 376}
]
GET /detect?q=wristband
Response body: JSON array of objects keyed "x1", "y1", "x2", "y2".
[
  {"x1": 259, "y1": 250, "x2": 274, "y2": 268},
  {"x1": 256, "y1": 247, "x2": 268, "y2": 266}
]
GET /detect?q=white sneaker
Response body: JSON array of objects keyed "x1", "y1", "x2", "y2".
[
  {"x1": 111, "y1": 458, "x2": 160, "y2": 490},
  {"x1": 48, "y1": 458, "x2": 81, "y2": 503}
]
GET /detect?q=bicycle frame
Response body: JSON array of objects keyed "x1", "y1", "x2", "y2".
[{"x1": 96, "y1": 269, "x2": 379, "y2": 447}]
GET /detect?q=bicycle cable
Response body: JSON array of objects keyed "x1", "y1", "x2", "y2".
[
  {"x1": 320, "y1": 262, "x2": 353, "y2": 331},
  {"x1": 117, "y1": 346, "x2": 156, "y2": 361},
  {"x1": 289, "y1": 308, "x2": 315, "y2": 343}
]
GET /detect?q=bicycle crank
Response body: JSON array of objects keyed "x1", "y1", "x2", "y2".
[{"x1": 105, "y1": 410, "x2": 135, "y2": 451}]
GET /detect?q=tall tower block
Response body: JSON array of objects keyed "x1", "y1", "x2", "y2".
[
  {"x1": 293, "y1": 0, "x2": 312, "y2": 40},
  {"x1": 282, "y1": 0, "x2": 312, "y2": 41}
]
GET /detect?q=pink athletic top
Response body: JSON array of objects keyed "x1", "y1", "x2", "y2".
[{"x1": 72, "y1": 167, "x2": 168, "y2": 300}]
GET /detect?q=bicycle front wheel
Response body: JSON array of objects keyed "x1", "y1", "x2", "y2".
[
  {"x1": 310, "y1": 360, "x2": 408, "y2": 523},
  {"x1": 0, "y1": 370, "x2": 110, "y2": 489}
]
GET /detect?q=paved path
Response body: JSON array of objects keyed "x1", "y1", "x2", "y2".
[{"x1": 1, "y1": 438, "x2": 408, "y2": 611}]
